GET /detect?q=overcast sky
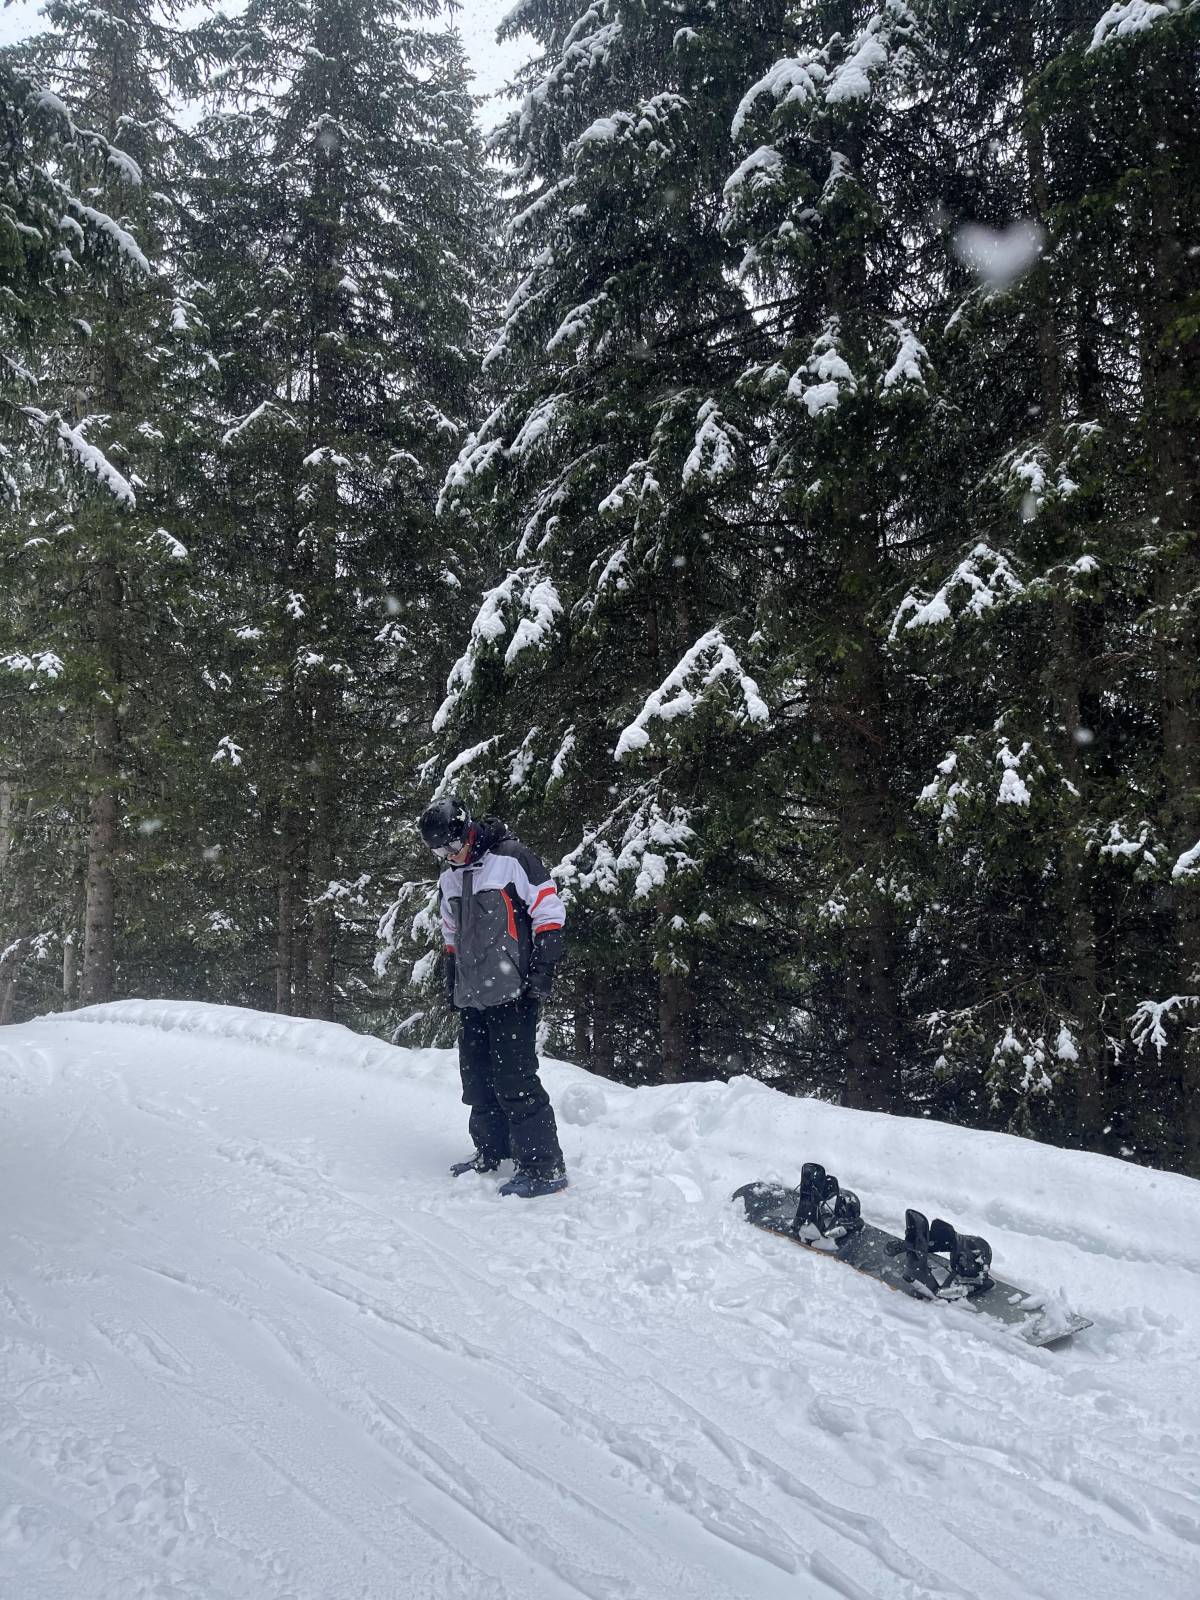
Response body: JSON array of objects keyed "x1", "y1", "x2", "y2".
[{"x1": 0, "y1": 1, "x2": 529, "y2": 126}]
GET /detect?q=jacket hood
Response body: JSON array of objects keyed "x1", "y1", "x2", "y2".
[{"x1": 469, "y1": 815, "x2": 511, "y2": 862}]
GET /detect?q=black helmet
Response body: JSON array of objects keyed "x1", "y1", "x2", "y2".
[{"x1": 418, "y1": 793, "x2": 471, "y2": 854}]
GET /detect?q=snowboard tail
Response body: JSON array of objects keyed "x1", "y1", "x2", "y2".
[{"x1": 733, "y1": 1174, "x2": 1091, "y2": 1348}]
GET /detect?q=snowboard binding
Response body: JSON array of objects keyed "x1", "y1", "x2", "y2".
[
  {"x1": 886, "y1": 1209, "x2": 993, "y2": 1300},
  {"x1": 788, "y1": 1162, "x2": 864, "y2": 1245}
]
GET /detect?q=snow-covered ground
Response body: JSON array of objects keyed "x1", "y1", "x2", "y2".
[{"x1": 2, "y1": 1001, "x2": 1198, "y2": 1599}]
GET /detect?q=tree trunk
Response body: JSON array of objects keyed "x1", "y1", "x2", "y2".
[
  {"x1": 62, "y1": 933, "x2": 78, "y2": 1011},
  {"x1": 81, "y1": 558, "x2": 121, "y2": 1007},
  {"x1": 1016, "y1": 15, "x2": 1062, "y2": 431},
  {"x1": 1142, "y1": 48, "x2": 1200, "y2": 1171},
  {"x1": 308, "y1": 747, "x2": 337, "y2": 1021},
  {"x1": 593, "y1": 973, "x2": 616, "y2": 1078},
  {"x1": 1046, "y1": 601, "x2": 1107, "y2": 1147},
  {"x1": 835, "y1": 572, "x2": 904, "y2": 1113},
  {"x1": 63, "y1": 836, "x2": 86, "y2": 1010},
  {"x1": 842, "y1": 905, "x2": 904, "y2": 1113},
  {"x1": 572, "y1": 970, "x2": 592, "y2": 1068},
  {"x1": 276, "y1": 804, "x2": 299, "y2": 1013},
  {"x1": 0, "y1": 775, "x2": 12, "y2": 871},
  {"x1": 302, "y1": 34, "x2": 345, "y2": 1024},
  {"x1": 658, "y1": 969, "x2": 694, "y2": 1083}
]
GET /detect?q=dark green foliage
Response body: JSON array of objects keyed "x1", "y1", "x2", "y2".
[
  {"x1": 2, "y1": 0, "x2": 1197, "y2": 1174},
  {"x1": 177, "y1": 0, "x2": 494, "y2": 1022},
  {"x1": 424, "y1": 0, "x2": 799, "y2": 1082},
  {"x1": 403, "y1": 0, "x2": 1200, "y2": 1170},
  {"x1": 1, "y1": 0, "x2": 491, "y2": 1026}
]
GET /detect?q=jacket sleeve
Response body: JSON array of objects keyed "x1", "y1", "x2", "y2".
[
  {"x1": 512, "y1": 847, "x2": 566, "y2": 989},
  {"x1": 440, "y1": 875, "x2": 457, "y2": 1006}
]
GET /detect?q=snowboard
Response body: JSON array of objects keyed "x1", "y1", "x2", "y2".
[{"x1": 734, "y1": 1167, "x2": 1091, "y2": 1348}]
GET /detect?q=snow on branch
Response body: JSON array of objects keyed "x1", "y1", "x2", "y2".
[
  {"x1": 505, "y1": 578, "x2": 562, "y2": 666},
  {"x1": 615, "y1": 628, "x2": 768, "y2": 761},
  {"x1": 20, "y1": 408, "x2": 135, "y2": 505},
  {"x1": 1172, "y1": 840, "x2": 1200, "y2": 881},
  {"x1": 221, "y1": 401, "x2": 299, "y2": 448},
  {"x1": 789, "y1": 320, "x2": 858, "y2": 417},
  {"x1": 431, "y1": 737, "x2": 501, "y2": 796},
  {"x1": 1089, "y1": 2, "x2": 1184, "y2": 52},
  {"x1": 881, "y1": 321, "x2": 930, "y2": 391},
  {"x1": 1001, "y1": 446, "x2": 1081, "y2": 517},
  {"x1": 615, "y1": 803, "x2": 698, "y2": 901},
  {"x1": 682, "y1": 400, "x2": 741, "y2": 485},
  {"x1": 722, "y1": 145, "x2": 784, "y2": 214},
  {"x1": 555, "y1": 790, "x2": 697, "y2": 905},
  {"x1": 211, "y1": 736, "x2": 244, "y2": 768},
  {"x1": 549, "y1": 728, "x2": 576, "y2": 784},
  {"x1": 509, "y1": 178, "x2": 574, "y2": 240},
  {"x1": 438, "y1": 404, "x2": 506, "y2": 513},
  {"x1": 825, "y1": 25, "x2": 891, "y2": 104},
  {"x1": 509, "y1": 395, "x2": 562, "y2": 458},
  {"x1": 598, "y1": 459, "x2": 661, "y2": 522},
  {"x1": 302, "y1": 446, "x2": 352, "y2": 471},
  {"x1": 571, "y1": 94, "x2": 689, "y2": 160},
  {"x1": 1131, "y1": 994, "x2": 1200, "y2": 1055},
  {"x1": 508, "y1": 727, "x2": 540, "y2": 791},
  {"x1": 547, "y1": 291, "x2": 611, "y2": 356},
  {"x1": 483, "y1": 249, "x2": 552, "y2": 372},
  {"x1": 30, "y1": 87, "x2": 143, "y2": 189},
  {"x1": 1095, "y1": 820, "x2": 1156, "y2": 866},
  {"x1": 996, "y1": 740, "x2": 1034, "y2": 807},
  {"x1": 890, "y1": 544, "x2": 1024, "y2": 637},
  {"x1": 735, "y1": 2, "x2": 919, "y2": 133},
  {"x1": 507, "y1": 10, "x2": 623, "y2": 145},
  {"x1": 1, "y1": 650, "x2": 65, "y2": 680},
  {"x1": 64, "y1": 199, "x2": 150, "y2": 275},
  {"x1": 830, "y1": 3, "x2": 923, "y2": 102},
  {"x1": 731, "y1": 56, "x2": 824, "y2": 140},
  {"x1": 432, "y1": 569, "x2": 561, "y2": 733}
]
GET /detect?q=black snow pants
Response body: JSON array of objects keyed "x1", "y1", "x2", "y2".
[{"x1": 458, "y1": 996, "x2": 564, "y2": 1177}]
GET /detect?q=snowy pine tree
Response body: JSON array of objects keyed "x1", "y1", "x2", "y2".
[
  {"x1": 890, "y1": 2, "x2": 1200, "y2": 1167},
  {"x1": 0, "y1": 0, "x2": 217, "y2": 1013},
  {"x1": 191, "y1": 0, "x2": 491, "y2": 1020},
  {"x1": 721, "y1": 1, "x2": 938, "y2": 1111},
  {"x1": 427, "y1": 0, "x2": 794, "y2": 1081}
]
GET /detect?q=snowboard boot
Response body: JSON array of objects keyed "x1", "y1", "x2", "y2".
[
  {"x1": 498, "y1": 1167, "x2": 568, "y2": 1199},
  {"x1": 450, "y1": 1151, "x2": 503, "y2": 1177}
]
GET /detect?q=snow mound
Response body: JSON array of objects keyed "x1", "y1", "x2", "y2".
[{"x1": 69, "y1": 996, "x2": 408, "y2": 1075}]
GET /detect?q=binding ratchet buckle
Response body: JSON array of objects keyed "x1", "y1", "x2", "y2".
[
  {"x1": 789, "y1": 1162, "x2": 864, "y2": 1244},
  {"x1": 886, "y1": 1209, "x2": 994, "y2": 1299}
]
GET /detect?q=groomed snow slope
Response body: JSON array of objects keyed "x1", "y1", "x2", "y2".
[{"x1": 2, "y1": 1001, "x2": 1199, "y2": 1600}]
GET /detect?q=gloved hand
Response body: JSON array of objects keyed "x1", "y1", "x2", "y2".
[{"x1": 524, "y1": 968, "x2": 554, "y2": 1003}]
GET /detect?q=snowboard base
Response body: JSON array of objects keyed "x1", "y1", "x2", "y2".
[{"x1": 735, "y1": 1181, "x2": 1092, "y2": 1348}]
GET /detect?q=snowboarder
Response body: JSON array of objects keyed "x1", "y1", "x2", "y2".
[{"x1": 419, "y1": 794, "x2": 568, "y2": 1198}]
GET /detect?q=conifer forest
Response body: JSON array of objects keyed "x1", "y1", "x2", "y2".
[{"x1": 1, "y1": 1, "x2": 1198, "y2": 1173}]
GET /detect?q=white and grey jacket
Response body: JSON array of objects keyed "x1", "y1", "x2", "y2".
[{"x1": 439, "y1": 820, "x2": 566, "y2": 1010}]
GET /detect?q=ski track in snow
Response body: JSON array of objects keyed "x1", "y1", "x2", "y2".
[{"x1": 2, "y1": 1002, "x2": 1199, "y2": 1599}]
